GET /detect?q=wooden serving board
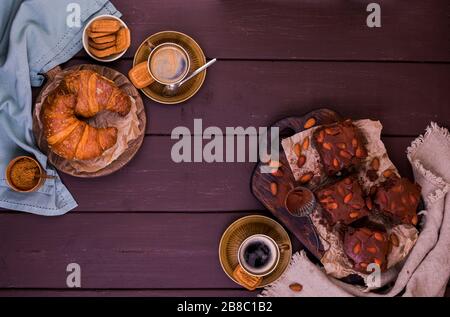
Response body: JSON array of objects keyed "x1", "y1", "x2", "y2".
[{"x1": 251, "y1": 108, "x2": 342, "y2": 260}]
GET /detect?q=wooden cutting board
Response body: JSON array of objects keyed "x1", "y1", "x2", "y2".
[{"x1": 251, "y1": 108, "x2": 342, "y2": 259}]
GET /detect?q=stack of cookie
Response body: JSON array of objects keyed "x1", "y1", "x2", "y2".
[{"x1": 86, "y1": 18, "x2": 131, "y2": 59}]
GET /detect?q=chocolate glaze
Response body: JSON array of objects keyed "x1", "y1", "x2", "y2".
[
  {"x1": 313, "y1": 119, "x2": 367, "y2": 176},
  {"x1": 316, "y1": 176, "x2": 370, "y2": 225},
  {"x1": 344, "y1": 227, "x2": 389, "y2": 273},
  {"x1": 373, "y1": 176, "x2": 421, "y2": 226}
]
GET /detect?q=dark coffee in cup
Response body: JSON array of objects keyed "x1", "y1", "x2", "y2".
[
  {"x1": 243, "y1": 240, "x2": 273, "y2": 269},
  {"x1": 238, "y1": 234, "x2": 280, "y2": 276}
]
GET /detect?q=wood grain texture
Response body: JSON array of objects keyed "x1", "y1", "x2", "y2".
[
  {"x1": 8, "y1": 0, "x2": 450, "y2": 296},
  {"x1": 0, "y1": 136, "x2": 413, "y2": 213},
  {"x1": 55, "y1": 59, "x2": 450, "y2": 136},
  {"x1": 0, "y1": 212, "x2": 268, "y2": 289},
  {"x1": 0, "y1": 210, "x2": 445, "y2": 292},
  {"x1": 85, "y1": 0, "x2": 450, "y2": 61}
]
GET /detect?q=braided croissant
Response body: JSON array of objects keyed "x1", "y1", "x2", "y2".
[{"x1": 42, "y1": 70, "x2": 131, "y2": 161}]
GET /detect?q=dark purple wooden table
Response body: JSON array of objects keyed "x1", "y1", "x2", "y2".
[{"x1": 1, "y1": 0, "x2": 450, "y2": 297}]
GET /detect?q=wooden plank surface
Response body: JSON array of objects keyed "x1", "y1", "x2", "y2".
[
  {"x1": 32, "y1": 136, "x2": 413, "y2": 213},
  {"x1": 5, "y1": 0, "x2": 450, "y2": 296},
  {"x1": 0, "y1": 289, "x2": 256, "y2": 297},
  {"x1": 1, "y1": 135, "x2": 415, "y2": 213},
  {"x1": 87, "y1": 0, "x2": 450, "y2": 61},
  {"x1": 0, "y1": 212, "x2": 270, "y2": 289},
  {"x1": 57, "y1": 59, "x2": 450, "y2": 136}
]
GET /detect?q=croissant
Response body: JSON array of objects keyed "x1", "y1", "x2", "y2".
[{"x1": 42, "y1": 70, "x2": 131, "y2": 161}]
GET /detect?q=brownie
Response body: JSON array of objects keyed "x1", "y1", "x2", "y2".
[
  {"x1": 316, "y1": 176, "x2": 370, "y2": 225},
  {"x1": 374, "y1": 176, "x2": 421, "y2": 226},
  {"x1": 344, "y1": 227, "x2": 389, "y2": 273},
  {"x1": 313, "y1": 119, "x2": 368, "y2": 176}
]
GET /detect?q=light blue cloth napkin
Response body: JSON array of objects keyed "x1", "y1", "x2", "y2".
[{"x1": 0, "y1": 0, "x2": 121, "y2": 216}]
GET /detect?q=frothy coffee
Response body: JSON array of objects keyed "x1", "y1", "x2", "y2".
[{"x1": 149, "y1": 45, "x2": 188, "y2": 84}]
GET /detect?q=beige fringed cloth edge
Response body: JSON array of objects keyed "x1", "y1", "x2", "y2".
[{"x1": 260, "y1": 122, "x2": 450, "y2": 297}]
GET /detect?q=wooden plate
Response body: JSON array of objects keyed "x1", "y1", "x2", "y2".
[
  {"x1": 251, "y1": 109, "x2": 343, "y2": 260},
  {"x1": 133, "y1": 31, "x2": 207, "y2": 104},
  {"x1": 32, "y1": 64, "x2": 146, "y2": 178},
  {"x1": 219, "y1": 215, "x2": 292, "y2": 288}
]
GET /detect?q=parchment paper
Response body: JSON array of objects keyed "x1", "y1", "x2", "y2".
[
  {"x1": 35, "y1": 93, "x2": 140, "y2": 173},
  {"x1": 282, "y1": 119, "x2": 419, "y2": 284},
  {"x1": 32, "y1": 64, "x2": 146, "y2": 177},
  {"x1": 68, "y1": 97, "x2": 140, "y2": 173}
]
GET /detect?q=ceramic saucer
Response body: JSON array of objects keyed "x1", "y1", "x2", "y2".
[
  {"x1": 219, "y1": 215, "x2": 292, "y2": 288},
  {"x1": 133, "y1": 31, "x2": 207, "y2": 104}
]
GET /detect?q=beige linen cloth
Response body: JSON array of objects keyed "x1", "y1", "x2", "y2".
[{"x1": 261, "y1": 123, "x2": 450, "y2": 297}]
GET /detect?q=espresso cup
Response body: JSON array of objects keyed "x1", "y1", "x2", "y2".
[
  {"x1": 237, "y1": 234, "x2": 289, "y2": 277},
  {"x1": 129, "y1": 41, "x2": 190, "y2": 88}
]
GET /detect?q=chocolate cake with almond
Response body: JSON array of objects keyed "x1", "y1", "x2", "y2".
[
  {"x1": 374, "y1": 176, "x2": 421, "y2": 226},
  {"x1": 316, "y1": 176, "x2": 370, "y2": 225},
  {"x1": 344, "y1": 227, "x2": 389, "y2": 273},
  {"x1": 313, "y1": 119, "x2": 368, "y2": 176}
]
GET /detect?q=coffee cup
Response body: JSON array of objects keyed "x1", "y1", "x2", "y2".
[
  {"x1": 129, "y1": 41, "x2": 191, "y2": 89},
  {"x1": 237, "y1": 234, "x2": 289, "y2": 277}
]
